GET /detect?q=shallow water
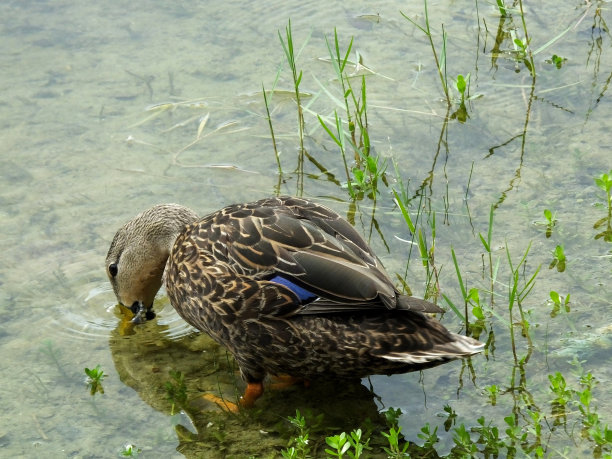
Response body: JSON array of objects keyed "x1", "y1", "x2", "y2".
[{"x1": 1, "y1": 0, "x2": 611, "y2": 457}]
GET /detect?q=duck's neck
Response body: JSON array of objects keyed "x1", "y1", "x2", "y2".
[{"x1": 156, "y1": 205, "x2": 199, "y2": 286}]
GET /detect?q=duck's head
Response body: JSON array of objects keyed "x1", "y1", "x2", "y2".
[{"x1": 105, "y1": 204, "x2": 198, "y2": 323}]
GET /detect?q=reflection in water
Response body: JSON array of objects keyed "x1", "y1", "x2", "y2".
[{"x1": 108, "y1": 312, "x2": 393, "y2": 458}]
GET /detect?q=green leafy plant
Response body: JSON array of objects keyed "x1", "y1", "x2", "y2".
[
  {"x1": 541, "y1": 208, "x2": 557, "y2": 238},
  {"x1": 325, "y1": 429, "x2": 369, "y2": 458},
  {"x1": 164, "y1": 370, "x2": 187, "y2": 415},
  {"x1": 120, "y1": 443, "x2": 141, "y2": 457},
  {"x1": 504, "y1": 415, "x2": 528, "y2": 450},
  {"x1": 450, "y1": 73, "x2": 470, "y2": 122},
  {"x1": 549, "y1": 290, "x2": 570, "y2": 317},
  {"x1": 549, "y1": 372, "x2": 572, "y2": 406},
  {"x1": 317, "y1": 30, "x2": 384, "y2": 200},
  {"x1": 549, "y1": 244, "x2": 566, "y2": 272},
  {"x1": 486, "y1": 384, "x2": 499, "y2": 406},
  {"x1": 473, "y1": 416, "x2": 505, "y2": 456},
  {"x1": 594, "y1": 169, "x2": 612, "y2": 241},
  {"x1": 417, "y1": 423, "x2": 439, "y2": 451},
  {"x1": 451, "y1": 423, "x2": 478, "y2": 456},
  {"x1": 381, "y1": 425, "x2": 410, "y2": 458},
  {"x1": 281, "y1": 410, "x2": 311, "y2": 459},
  {"x1": 549, "y1": 54, "x2": 567, "y2": 68},
  {"x1": 595, "y1": 170, "x2": 612, "y2": 207},
  {"x1": 84, "y1": 365, "x2": 105, "y2": 396}
]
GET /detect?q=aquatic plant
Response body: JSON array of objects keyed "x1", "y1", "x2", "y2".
[
  {"x1": 401, "y1": 0, "x2": 450, "y2": 106},
  {"x1": 164, "y1": 370, "x2": 187, "y2": 415},
  {"x1": 549, "y1": 244, "x2": 566, "y2": 272},
  {"x1": 594, "y1": 169, "x2": 612, "y2": 242},
  {"x1": 537, "y1": 208, "x2": 557, "y2": 238},
  {"x1": 262, "y1": 82, "x2": 281, "y2": 174},
  {"x1": 278, "y1": 19, "x2": 309, "y2": 157},
  {"x1": 595, "y1": 170, "x2": 612, "y2": 210},
  {"x1": 281, "y1": 410, "x2": 311, "y2": 459},
  {"x1": 548, "y1": 54, "x2": 568, "y2": 69},
  {"x1": 317, "y1": 29, "x2": 383, "y2": 200},
  {"x1": 549, "y1": 290, "x2": 570, "y2": 317},
  {"x1": 325, "y1": 429, "x2": 369, "y2": 458},
  {"x1": 84, "y1": 365, "x2": 105, "y2": 396},
  {"x1": 120, "y1": 443, "x2": 141, "y2": 457}
]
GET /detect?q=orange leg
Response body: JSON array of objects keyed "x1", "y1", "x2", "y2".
[
  {"x1": 239, "y1": 382, "x2": 264, "y2": 408},
  {"x1": 200, "y1": 393, "x2": 240, "y2": 414}
]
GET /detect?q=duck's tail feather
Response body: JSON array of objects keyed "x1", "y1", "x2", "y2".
[{"x1": 382, "y1": 333, "x2": 484, "y2": 365}]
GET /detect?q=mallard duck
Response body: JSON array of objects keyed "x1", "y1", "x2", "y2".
[{"x1": 106, "y1": 196, "x2": 483, "y2": 406}]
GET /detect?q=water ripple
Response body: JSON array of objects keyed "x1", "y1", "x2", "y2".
[{"x1": 48, "y1": 278, "x2": 197, "y2": 343}]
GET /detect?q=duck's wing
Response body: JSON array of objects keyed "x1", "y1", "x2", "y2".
[{"x1": 211, "y1": 197, "x2": 443, "y2": 315}]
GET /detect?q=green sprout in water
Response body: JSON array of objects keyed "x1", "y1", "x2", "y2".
[
  {"x1": 84, "y1": 365, "x2": 105, "y2": 395},
  {"x1": 549, "y1": 244, "x2": 566, "y2": 272},
  {"x1": 120, "y1": 443, "x2": 142, "y2": 457},
  {"x1": 542, "y1": 209, "x2": 557, "y2": 238},
  {"x1": 510, "y1": 32, "x2": 535, "y2": 75},
  {"x1": 164, "y1": 370, "x2": 187, "y2": 415},
  {"x1": 456, "y1": 74, "x2": 468, "y2": 102},
  {"x1": 325, "y1": 429, "x2": 369, "y2": 458},
  {"x1": 281, "y1": 410, "x2": 311, "y2": 459},
  {"x1": 486, "y1": 384, "x2": 499, "y2": 406},
  {"x1": 417, "y1": 423, "x2": 439, "y2": 451},
  {"x1": 595, "y1": 169, "x2": 612, "y2": 207},
  {"x1": 549, "y1": 290, "x2": 570, "y2": 317},
  {"x1": 548, "y1": 54, "x2": 567, "y2": 69},
  {"x1": 450, "y1": 73, "x2": 470, "y2": 123},
  {"x1": 548, "y1": 372, "x2": 572, "y2": 407},
  {"x1": 594, "y1": 169, "x2": 612, "y2": 242}
]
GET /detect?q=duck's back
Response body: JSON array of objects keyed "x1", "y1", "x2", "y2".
[{"x1": 165, "y1": 196, "x2": 483, "y2": 383}]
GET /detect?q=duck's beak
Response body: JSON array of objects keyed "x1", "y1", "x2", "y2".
[{"x1": 130, "y1": 301, "x2": 155, "y2": 324}]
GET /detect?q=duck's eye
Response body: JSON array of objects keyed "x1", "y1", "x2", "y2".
[{"x1": 108, "y1": 263, "x2": 118, "y2": 277}]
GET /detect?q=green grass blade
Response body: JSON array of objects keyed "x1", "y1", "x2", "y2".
[
  {"x1": 393, "y1": 189, "x2": 416, "y2": 233},
  {"x1": 442, "y1": 293, "x2": 465, "y2": 322},
  {"x1": 450, "y1": 246, "x2": 467, "y2": 301},
  {"x1": 317, "y1": 114, "x2": 341, "y2": 147}
]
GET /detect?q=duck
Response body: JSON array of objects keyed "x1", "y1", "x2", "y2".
[{"x1": 105, "y1": 196, "x2": 483, "y2": 406}]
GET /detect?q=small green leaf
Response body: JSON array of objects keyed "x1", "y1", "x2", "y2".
[
  {"x1": 456, "y1": 74, "x2": 466, "y2": 94},
  {"x1": 549, "y1": 290, "x2": 560, "y2": 304},
  {"x1": 366, "y1": 155, "x2": 377, "y2": 173},
  {"x1": 472, "y1": 306, "x2": 485, "y2": 320}
]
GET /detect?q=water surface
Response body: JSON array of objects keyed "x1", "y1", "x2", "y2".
[{"x1": 1, "y1": 0, "x2": 611, "y2": 457}]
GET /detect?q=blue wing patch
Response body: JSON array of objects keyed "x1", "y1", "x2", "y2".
[{"x1": 269, "y1": 275, "x2": 318, "y2": 303}]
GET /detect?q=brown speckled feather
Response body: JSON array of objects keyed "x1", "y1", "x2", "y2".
[{"x1": 163, "y1": 196, "x2": 483, "y2": 384}]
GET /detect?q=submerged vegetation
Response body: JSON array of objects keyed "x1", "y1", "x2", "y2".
[{"x1": 84, "y1": 365, "x2": 105, "y2": 396}]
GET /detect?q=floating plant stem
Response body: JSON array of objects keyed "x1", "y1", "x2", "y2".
[
  {"x1": 262, "y1": 82, "x2": 281, "y2": 174},
  {"x1": 318, "y1": 111, "x2": 355, "y2": 198},
  {"x1": 401, "y1": 1, "x2": 451, "y2": 106}
]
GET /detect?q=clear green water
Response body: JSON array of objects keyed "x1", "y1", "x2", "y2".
[{"x1": 1, "y1": 0, "x2": 611, "y2": 457}]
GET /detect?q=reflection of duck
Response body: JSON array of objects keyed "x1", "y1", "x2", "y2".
[
  {"x1": 106, "y1": 196, "x2": 483, "y2": 406},
  {"x1": 108, "y1": 309, "x2": 392, "y2": 458}
]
